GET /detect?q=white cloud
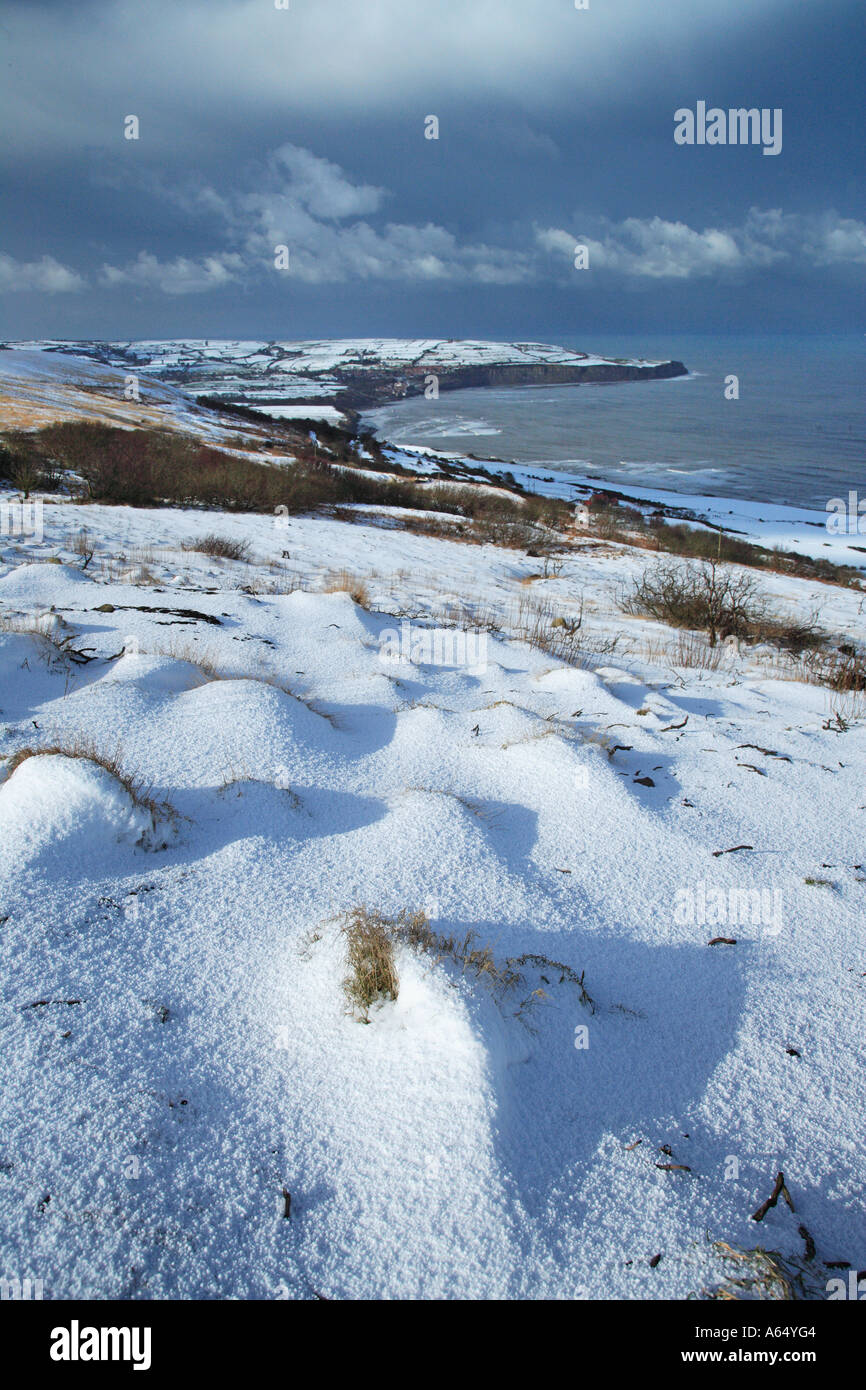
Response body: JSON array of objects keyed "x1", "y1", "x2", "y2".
[
  {"x1": 99, "y1": 251, "x2": 245, "y2": 295},
  {"x1": 0, "y1": 253, "x2": 86, "y2": 293},
  {"x1": 262, "y1": 145, "x2": 384, "y2": 220},
  {"x1": 95, "y1": 150, "x2": 866, "y2": 293},
  {"x1": 125, "y1": 146, "x2": 533, "y2": 287},
  {"x1": 242, "y1": 211, "x2": 532, "y2": 286},
  {"x1": 743, "y1": 208, "x2": 866, "y2": 266},
  {"x1": 536, "y1": 209, "x2": 866, "y2": 279}
]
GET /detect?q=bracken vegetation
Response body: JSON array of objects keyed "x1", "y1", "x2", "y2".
[{"x1": 0, "y1": 423, "x2": 572, "y2": 548}]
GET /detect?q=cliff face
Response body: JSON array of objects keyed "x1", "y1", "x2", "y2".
[
  {"x1": 454, "y1": 360, "x2": 688, "y2": 386},
  {"x1": 333, "y1": 359, "x2": 688, "y2": 410}
]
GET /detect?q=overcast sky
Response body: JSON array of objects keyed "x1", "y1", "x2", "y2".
[{"x1": 1, "y1": 0, "x2": 863, "y2": 340}]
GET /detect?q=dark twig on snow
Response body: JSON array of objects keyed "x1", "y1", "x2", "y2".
[{"x1": 752, "y1": 1171, "x2": 794, "y2": 1223}]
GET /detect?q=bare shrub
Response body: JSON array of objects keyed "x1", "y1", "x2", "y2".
[
  {"x1": 183, "y1": 534, "x2": 251, "y2": 563},
  {"x1": 798, "y1": 645, "x2": 866, "y2": 694},
  {"x1": 9, "y1": 455, "x2": 42, "y2": 499},
  {"x1": 622, "y1": 559, "x2": 768, "y2": 646},
  {"x1": 816, "y1": 648, "x2": 866, "y2": 692},
  {"x1": 746, "y1": 610, "x2": 825, "y2": 655},
  {"x1": 575, "y1": 493, "x2": 864, "y2": 590}
]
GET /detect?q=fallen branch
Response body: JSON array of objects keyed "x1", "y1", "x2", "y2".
[
  {"x1": 798, "y1": 1225, "x2": 816, "y2": 1262},
  {"x1": 607, "y1": 743, "x2": 633, "y2": 759},
  {"x1": 86, "y1": 604, "x2": 222, "y2": 626},
  {"x1": 752, "y1": 1170, "x2": 794, "y2": 1223},
  {"x1": 737, "y1": 744, "x2": 791, "y2": 762}
]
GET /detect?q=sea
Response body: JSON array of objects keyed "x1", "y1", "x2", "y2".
[{"x1": 362, "y1": 334, "x2": 865, "y2": 512}]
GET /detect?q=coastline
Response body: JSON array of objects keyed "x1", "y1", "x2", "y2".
[
  {"x1": 377, "y1": 443, "x2": 866, "y2": 571},
  {"x1": 3, "y1": 339, "x2": 861, "y2": 571}
]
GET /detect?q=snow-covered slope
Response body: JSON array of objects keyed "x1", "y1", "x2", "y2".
[
  {"x1": 0, "y1": 347, "x2": 330, "y2": 454},
  {"x1": 0, "y1": 499, "x2": 863, "y2": 1300}
]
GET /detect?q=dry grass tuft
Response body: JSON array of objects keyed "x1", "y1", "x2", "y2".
[
  {"x1": 510, "y1": 593, "x2": 618, "y2": 666},
  {"x1": 70, "y1": 527, "x2": 94, "y2": 564},
  {"x1": 638, "y1": 630, "x2": 730, "y2": 673},
  {"x1": 0, "y1": 613, "x2": 94, "y2": 669},
  {"x1": 341, "y1": 906, "x2": 400, "y2": 1021},
  {"x1": 322, "y1": 569, "x2": 371, "y2": 608},
  {"x1": 507, "y1": 952, "x2": 595, "y2": 1012},
  {"x1": 152, "y1": 638, "x2": 221, "y2": 681},
  {"x1": 700, "y1": 1241, "x2": 819, "y2": 1301},
  {"x1": 339, "y1": 906, "x2": 594, "y2": 1024}
]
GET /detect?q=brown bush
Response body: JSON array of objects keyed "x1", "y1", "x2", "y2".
[
  {"x1": 622, "y1": 559, "x2": 769, "y2": 646},
  {"x1": 182, "y1": 534, "x2": 252, "y2": 562}
]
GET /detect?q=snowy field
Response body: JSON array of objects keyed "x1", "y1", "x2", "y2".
[
  {"x1": 257, "y1": 405, "x2": 348, "y2": 425},
  {"x1": 13, "y1": 338, "x2": 672, "y2": 375},
  {"x1": 0, "y1": 491, "x2": 864, "y2": 1300}
]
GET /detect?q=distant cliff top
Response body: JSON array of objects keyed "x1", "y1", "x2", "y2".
[{"x1": 8, "y1": 337, "x2": 683, "y2": 374}]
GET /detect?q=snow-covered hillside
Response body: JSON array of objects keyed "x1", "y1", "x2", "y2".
[
  {"x1": 0, "y1": 493, "x2": 863, "y2": 1300},
  {"x1": 6, "y1": 338, "x2": 685, "y2": 417}
]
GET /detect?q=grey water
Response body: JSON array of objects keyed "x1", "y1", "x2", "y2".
[{"x1": 363, "y1": 334, "x2": 865, "y2": 511}]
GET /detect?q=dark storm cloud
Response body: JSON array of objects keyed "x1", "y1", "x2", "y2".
[{"x1": 1, "y1": 0, "x2": 863, "y2": 336}]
